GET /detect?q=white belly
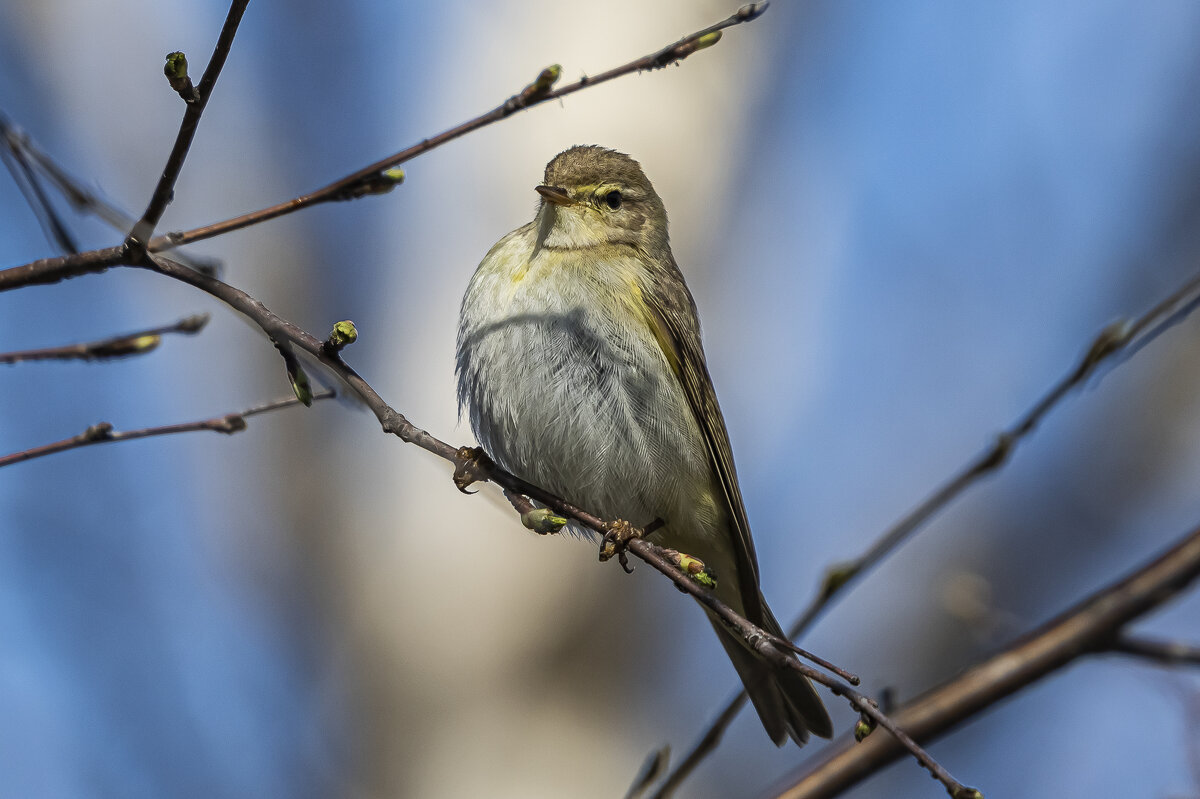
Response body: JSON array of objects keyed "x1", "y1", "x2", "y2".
[{"x1": 456, "y1": 233, "x2": 722, "y2": 545}]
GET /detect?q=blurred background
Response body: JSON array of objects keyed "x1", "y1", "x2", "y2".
[{"x1": 2, "y1": 1, "x2": 1200, "y2": 797}]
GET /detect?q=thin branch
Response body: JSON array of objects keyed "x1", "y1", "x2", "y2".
[
  {"x1": 0, "y1": 389, "x2": 332, "y2": 468},
  {"x1": 653, "y1": 268, "x2": 1200, "y2": 796},
  {"x1": 0, "y1": 3, "x2": 765, "y2": 291},
  {"x1": 0, "y1": 244, "x2": 128, "y2": 290},
  {"x1": 0, "y1": 314, "x2": 209, "y2": 364},
  {"x1": 136, "y1": 3, "x2": 766, "y2": 252},
  {"x1": 125, "y1": 0, "x2": 250, "y2": 253},
  {"x1": 0, "y1": 115, "x2": 220, "y2": 275},
  {"x1": 770, "y1": 522, "x2": 1200, "y2": 799},
  {"x1": 0, "y1": 113, "x2": 79, "y2": 253},
  {"x1": 1108, "y1": 634, "x2": 1200, "y2": 667}
]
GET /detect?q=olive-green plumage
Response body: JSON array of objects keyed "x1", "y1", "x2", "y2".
[{"x1": 456, "y1": 145, "x2": 832, "y2": 745}]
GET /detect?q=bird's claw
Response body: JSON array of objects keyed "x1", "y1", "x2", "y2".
[
  {"x1": 599, "y1": 519, "x2": 641, "y2": 573},
  {"x1": 452, "y1": 446, "x2": 494, "y2": 494}
]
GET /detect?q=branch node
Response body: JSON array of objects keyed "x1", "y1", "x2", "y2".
[
  {"x1": 338, "y1": 168, "x2": 406, "y2": 200},
  {"x1": 819, "y1": 559, "x2": 860, "y2": 601},
  {"x1": 978, "y1": 431, "x2": 1014, "y2": 472},
  {"x1": 82, "y1": 422, "x2": 113, "y2": 442},
  {"x1": 508, "y1": 64, "x2": 563, "y2": 113},
  {"x1": 737, "y1": 2, "x2": 770, "y2": 22},
  {"x1": 1077, "y1": 317, "x2": 1133, "y2": 378},
  {"x1": 216, "y1": 414, "x2": 248, "y2": 434}
]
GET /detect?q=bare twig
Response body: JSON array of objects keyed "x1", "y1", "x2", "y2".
[
  {"x1": 0, "y1": 244, "x2": 129, "y2": 290},
  {"x1": 770, "y1": 522, "x2": 1200, "y2": 799},
  {"x1": 137, "y1": 3, "x2": 764, "y2": 253},
  {"x1": 0, "y1": 115, "x2": 220, "y2": 276},
  {"x1": 0, "y1": 113, "x2": 79, "y2": 253},
  {"x1": 0, "y1": 314, "x2": 209, "y2": 364},
  {"x1": 0, "y1": 1, "x2": 767, "y2": 296},
  {"x1": 1108, "y1": 634, "x2": 1200, "y2": 667},
  {"x1": 125, "y1": 0, "x2": 250, "y2": 254},
  {"x1": 653, "y1": 267, "x2": 1200, "y2": 797},
  {"x1": 0, "y1": 389, "x2": 333, "y2": 468}
]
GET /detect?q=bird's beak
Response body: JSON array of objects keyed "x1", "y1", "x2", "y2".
[{"x1": 535, "y1": 184, "x2": 573, "y2": 206}]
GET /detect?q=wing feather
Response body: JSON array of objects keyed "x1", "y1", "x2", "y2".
[{"x1": 639, "y1": 256, "x2": 763, "y2": 622}]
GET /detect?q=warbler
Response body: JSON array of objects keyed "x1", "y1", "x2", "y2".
[{"x1": 456, "y1": 145, "x2": 832, "y2": 745}]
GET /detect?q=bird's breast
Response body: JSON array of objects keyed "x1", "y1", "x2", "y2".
[{"x1": 456, "y1": 241, "x2": 720, "y2": 542}]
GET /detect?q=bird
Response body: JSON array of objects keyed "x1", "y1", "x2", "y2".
[{"x1": 455, "y1": 145, "x2": 832, "y2": 745}]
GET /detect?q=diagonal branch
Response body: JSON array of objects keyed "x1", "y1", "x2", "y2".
[
  {"x1": 1107, "y1": 634, "x2": 1200, "y2": 667},
  {"x1": 0, "y1": 389, "x2": 333, "y2": 468},
  {"x1": 770, "y1": 522, "x2": 1200, "y2": 799},
  {"x1": 651, "y1": 266, "x2": 1200, "y2": 797},
  {"x1": 0, "y1": 113, "x2": 79, "y2": 253},
  {"x1": 125, "y1": 0, "x2": 251, "y2": 254},
  {"x1": 0, "y1": 314, "x2": 209, "y2": 364}
]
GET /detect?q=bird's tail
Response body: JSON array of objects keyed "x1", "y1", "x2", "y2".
[{"x1": 706, "y1": 599, "x2": 833, "y2": 746}]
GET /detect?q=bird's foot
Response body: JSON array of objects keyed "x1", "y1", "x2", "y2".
[
  {"x1": 599, "y1": 518, "x2": 642, "y2": 573},
  {"x1": 452, "y1": 446, "x2": 494, "y2": 493}
]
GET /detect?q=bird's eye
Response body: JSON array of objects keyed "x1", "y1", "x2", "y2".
[{"x1": 604, "y1": 190, "x2": 622, "y2": 210}]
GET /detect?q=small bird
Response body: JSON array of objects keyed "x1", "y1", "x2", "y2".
[{"x1": 456, "y1": 145, "x2": 832, "y2": 745}]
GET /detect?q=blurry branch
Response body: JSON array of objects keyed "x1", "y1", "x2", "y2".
[
  {"x1": 1108, "y1": 635, "x2": 1200, "y2": 667},
  {"x1": 0, "y1": 111, "x2": 79, "y2": 253},
  {"x1": 0, "y1": 114, "x2": 220, "y2": 275},
  {"x1": 0, "y1": 2, "x2": 767, "y2": 292},
  {"x1": 652, "y1": 267, "x2": 1200, "y2": 797},
  {"x1": 770, "y1": 522, "x2": 1200, "y2": 799},
  {"x1": 0, "y1": 390, "x2": 333, "y2": 468},
  {"x1": 0, "y1": 314, "x2": 209, "y2": 364}
]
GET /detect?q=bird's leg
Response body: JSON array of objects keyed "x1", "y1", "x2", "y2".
[
  {"x1": 599, "y1": 518, "x2": 647, "y2": 573},
  {"x1": 452, "y1": 446, "x2": 494, "y2": 494}
]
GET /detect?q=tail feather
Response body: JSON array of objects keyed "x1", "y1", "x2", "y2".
[{"x1": 706, "y1": 602, "x2": 833, "y2": 746}]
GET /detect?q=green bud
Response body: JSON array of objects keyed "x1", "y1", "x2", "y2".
[
  {"x1": 288, "y1": 363, "x2": 313, "y2": 407},
  {"x1": 853, "y1": 718, "x2": 875, "y2": 742},
  {"x1": 693, "y1": 31, "x2": 723, "y2": 51},
  {"x1": 820, "y1": 560, "x2": 860, "y2": 600},
  {"x1": 521, "y1": 508, "x2": 568, "y2": 534},
  {"x1": 163, "y1": 52, "x2": 188, "y2": 82},
  {"x1": 163, "y1": 52, "x2": 197, "y2": 101},
  {"x1": 328, "y1": 320, "x2": 358, "y2": 351},
  {"x1": 532, "y1": 64, "x2": 562, "y2": 92}
]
